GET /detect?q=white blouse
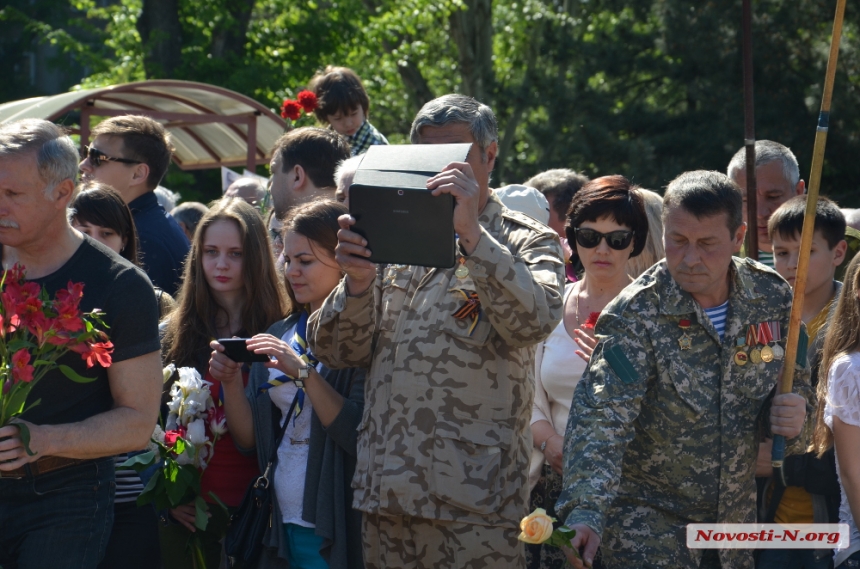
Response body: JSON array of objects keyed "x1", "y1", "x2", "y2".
[
  {"x1": 824, "y1": 352, "x2": 860, "y2": 566},
  {"x1": 530, "y1": 284, "x2": 587, "y2": 489}
]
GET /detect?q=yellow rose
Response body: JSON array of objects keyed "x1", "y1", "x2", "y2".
[{"x1": 518, "y1": 508, "x2": 555, "y2": 544}]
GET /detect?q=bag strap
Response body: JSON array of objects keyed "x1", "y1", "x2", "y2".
[{"x1": 254, "y1": 391, "x2": 300, "y2": 488}]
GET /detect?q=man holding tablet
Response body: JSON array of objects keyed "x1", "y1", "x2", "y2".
[{"x1": 309, "y1": 94, "x2": 565, "y2": 568}]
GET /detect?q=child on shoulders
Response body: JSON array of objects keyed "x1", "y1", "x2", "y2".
[{"x1": 307, "y1": 66, "x2": 388, "y2": 156}]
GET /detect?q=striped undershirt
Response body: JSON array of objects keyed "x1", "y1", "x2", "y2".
[
  {"x1": 114, "y1": 453, "x2": 145, "y2": 504},
  {"x1": 703, "y1": 300, "x2": 730, "y2": 341},
  {"x1": 756, "y1": 251, "x2": 774, "y2": 268}
]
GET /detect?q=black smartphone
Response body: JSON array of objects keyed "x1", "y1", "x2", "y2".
[{"x1": 217, "y1": 338, "x2": 270, "y2": 363}]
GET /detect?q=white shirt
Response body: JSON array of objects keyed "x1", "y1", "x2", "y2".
[
  {"x1": 824, "y1": 352, "x2": 860, "y2": 566},
  {"x1": 269, "y1": 324, "x2": 317, "y2": 527},
  {"x1": 530, "y1": 284, "x2": 587, "y2": 489}
]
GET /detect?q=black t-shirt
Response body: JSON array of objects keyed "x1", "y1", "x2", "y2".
[{"x1": 11, "y1": 236, "x2": 161, "y2": 425}]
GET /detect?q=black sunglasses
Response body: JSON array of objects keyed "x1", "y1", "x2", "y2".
[
  {"x1": 574, "y1": 228, "x2": 635, "y2": 250},
  {"x1": 82, "y1": 145, "x2": 141, "y2": 168}
]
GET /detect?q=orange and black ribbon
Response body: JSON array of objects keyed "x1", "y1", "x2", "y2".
[{"x1": 452, "y1": 289, "x2": 481, "y2": 336}]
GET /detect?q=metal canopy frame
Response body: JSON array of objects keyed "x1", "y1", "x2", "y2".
[{"x1": 0, "y1": 80, "x2": 288, "y2": 173}]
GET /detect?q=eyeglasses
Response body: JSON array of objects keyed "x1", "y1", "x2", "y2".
[
  {"x1": 574, "y1": 228, "x2": 635, "y2": 250},
  {"x1": 82, "y1": 145, "x2": 141, "y2": 168}
]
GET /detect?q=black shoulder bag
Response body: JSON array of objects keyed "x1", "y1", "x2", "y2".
[{"x1": 225, "y1": 393, "x2": 299, "y2": 567}]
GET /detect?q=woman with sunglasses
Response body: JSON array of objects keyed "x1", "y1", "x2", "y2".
[{"x1": 526, "y1": 175, "x2": 648, "y2": 569}]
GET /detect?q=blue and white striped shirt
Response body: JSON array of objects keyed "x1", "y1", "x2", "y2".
[{"x1": 703, "y1": 300, "x2": 729, "y2": 341}]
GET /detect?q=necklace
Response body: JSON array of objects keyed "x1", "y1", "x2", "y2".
[{"x1": 574, "y1": 281, "x2": 583, "y2": 328}]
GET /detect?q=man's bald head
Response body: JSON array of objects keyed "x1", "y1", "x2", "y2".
[{"x1": 225, "y1": 177, "x2": 266, "y2": 207}]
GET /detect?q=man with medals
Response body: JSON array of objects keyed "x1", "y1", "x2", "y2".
[
  {"x1": 309, "y1": 95, "x2": 565, "y2": 568},
  {"x1": 557, "y1": 171, "x2": 813, "y2": 569}
]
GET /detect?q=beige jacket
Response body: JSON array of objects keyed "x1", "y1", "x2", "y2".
[{"x1": 309, "y1": 194, "x2": 564, "y2": 527}]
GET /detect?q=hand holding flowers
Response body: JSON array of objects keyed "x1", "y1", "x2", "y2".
[
  {"x1": 0, "y1": 264, "x2": 114, "y2": 456},
  {"x1": 518, "y1": 508, "x2": 595, "y2": 569}
]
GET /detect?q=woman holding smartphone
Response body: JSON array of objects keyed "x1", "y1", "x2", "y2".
[
  {"x1": 210, "y1": 199, "x2": 365, "y2": 569},
  {"x1": 160, "y1": 198, "x2": 289, "y2": 568}
]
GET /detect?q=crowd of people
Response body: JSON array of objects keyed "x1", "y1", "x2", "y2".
[{"x1": 0, "y1": 64, "x2": 858, "y2": 569}]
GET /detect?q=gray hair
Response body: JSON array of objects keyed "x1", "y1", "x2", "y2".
[
  {"x1": 171, "y1": 201, "x2": 209, "y2": 235},
  {"x1": 409, "y1": 94, "x2": 498, "y2": 152},
  {"x1": 335, "y1": 155, "x2": 363, "y2": 187},
  {"x1": 726, "y1": 140, "x2": 800, "y2": 188},
  {"x1": 0, "y1": 119, "x2": 79, "y2": 194},
  {"x1": 154, "y1": 186, "x2": 181, "y2": 211}
]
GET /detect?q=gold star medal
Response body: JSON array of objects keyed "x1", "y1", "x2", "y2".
[
  {"x1": 455, "y1": 257, "x2": 469, "y2": 279},
  {"x1": 678, "y1": 319, "x2": 692, "y2": 351}
]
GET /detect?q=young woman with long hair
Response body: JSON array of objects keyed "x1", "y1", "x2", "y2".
[
  {"x1": 210, "y1": 199, "x2": 365, "y2": 568},
  {"x1": 814, "y1": 252, "x2": 860, "y2": 567},
  {"x1": 160, "y1": 198, "x2": 289, "y2": 568}
]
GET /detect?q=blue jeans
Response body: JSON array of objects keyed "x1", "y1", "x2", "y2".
[
  {"x1": 758, "y1": 548, "x2": 833, "y2": 569},
  {"x1": 283, "y1": 523, "x2": 328, "y2": 569},
  {"x1": 0, "y1": 458, "x2": 115, "y2": 569}
]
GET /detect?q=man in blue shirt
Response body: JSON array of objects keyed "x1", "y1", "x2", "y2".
[{"x1": 79, "y1": 116, "x2": 189, "y2": 296}]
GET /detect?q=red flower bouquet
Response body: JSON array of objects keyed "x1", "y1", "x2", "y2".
[
  {"x1": 280, "y1": 90, "x2": 319, "y2": 125},
  {"x1": 0, "y1": 264, "x2": 113, "y2": 452}
]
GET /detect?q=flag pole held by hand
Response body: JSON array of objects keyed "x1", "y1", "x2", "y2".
[{"x1": 772, "y1": 0, "x2": 847, "y2": 468}]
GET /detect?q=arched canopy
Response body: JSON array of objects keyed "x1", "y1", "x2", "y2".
[{"x1": 0, "y1": 80, "x2": 288, "y2": 172}]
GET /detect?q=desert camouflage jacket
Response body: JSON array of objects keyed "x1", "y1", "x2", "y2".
[
  {"x1": 309, "y1": 194, "x2": 564, "y2": 527},
  {"x1": 557, "y1": 257, "x2": 814, "y2": 569}
]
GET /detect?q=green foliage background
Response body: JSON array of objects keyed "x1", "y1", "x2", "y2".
[{"x1": 2, "y1": 0, "x2": 860, "y2": 206}]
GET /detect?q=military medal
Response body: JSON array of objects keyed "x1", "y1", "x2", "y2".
[
  {"x1": 455, "y1": 258, "x2": 470, "y2": 279},
  {"x1": 759, "y1": 322, "x2": 774, "y2": 363},
  {"x1": 734, "y1": 337, "x2": 748, "y2": 366},
  {"x1": 678, "y1": 319, "x2": 692, "y2": 350},
  {"x1": 768, "y1": 321, "x2": 784, "y2": 360},
  {"x1": 747, "y1": 325, "x2": 762, "y2": 364}
]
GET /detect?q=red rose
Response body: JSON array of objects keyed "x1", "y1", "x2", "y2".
[
  {"x1": 164, "y1": 428, "x2": 185, "y2": 446},
  {"x1": 296, "y1": 90, "x2": 318, "y2": 113},
  {"x1": 583, "y1": 312, "x2": 601, "y2": 330},
  {"x1": 281, "y1": 99, "x2": 303, "y2": 121},
  {"x1": 11, "y1": 349, "x2": 34, "y2": 383}
]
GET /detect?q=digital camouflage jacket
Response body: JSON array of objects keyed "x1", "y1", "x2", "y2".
[
  {"x1": 557, "y1": 257, "x2": 814, "y2": 569},
  {"x1": 309, "y1": 194, "x2": 564, "y2": 528}
]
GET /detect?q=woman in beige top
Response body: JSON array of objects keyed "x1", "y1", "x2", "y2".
[{"x1": 527, "y1": 177, "x2": 651, "y2": 569}]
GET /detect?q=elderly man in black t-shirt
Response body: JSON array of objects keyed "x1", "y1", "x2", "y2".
[{"x1": 0, "y1": 119, "x2": 162, "y2": 568}]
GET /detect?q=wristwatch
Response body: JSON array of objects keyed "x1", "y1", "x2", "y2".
[
  {"x1": 295, "y1": 363, "x2": 312, "y2": 389},
  {"x1": 539, "y1": 439, "x2": 548, "y2": 453}
]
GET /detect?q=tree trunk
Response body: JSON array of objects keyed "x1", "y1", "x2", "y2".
[
  {"x1": 209, "y1": 0, "x2": 257, "y2": 59},
  {"x1": 136, "y1": 0, "x2": 182, "y2": 78},
  {"x1": 449, "y1": 0, "x2": 494, "y2": 103}
]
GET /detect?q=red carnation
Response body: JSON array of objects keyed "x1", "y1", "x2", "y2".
[
  {"x1": 296, "y1": 90, "x2": 318, "y2": 113},
  {"x1": 281, "y1": 99, "x2": 302, "y2": 121},
  {"x1": 583, "y1": 311, "x2": 601, "y2": 330}
]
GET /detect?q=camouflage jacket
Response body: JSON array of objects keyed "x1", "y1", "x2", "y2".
[
  {"x1": 557, "y1": 257, "x2": 814, "y2": 568},
  {"x1": 309, "y1": 194, "x2": 564, "y2": 527}
]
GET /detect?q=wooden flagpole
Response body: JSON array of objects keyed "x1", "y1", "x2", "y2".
[
  {"x1": 742, "y1": 0, "x2": 758, "y2": 260},
  {"x1": 772, "y1": 0, "x2": 847, "y2": 467}
]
